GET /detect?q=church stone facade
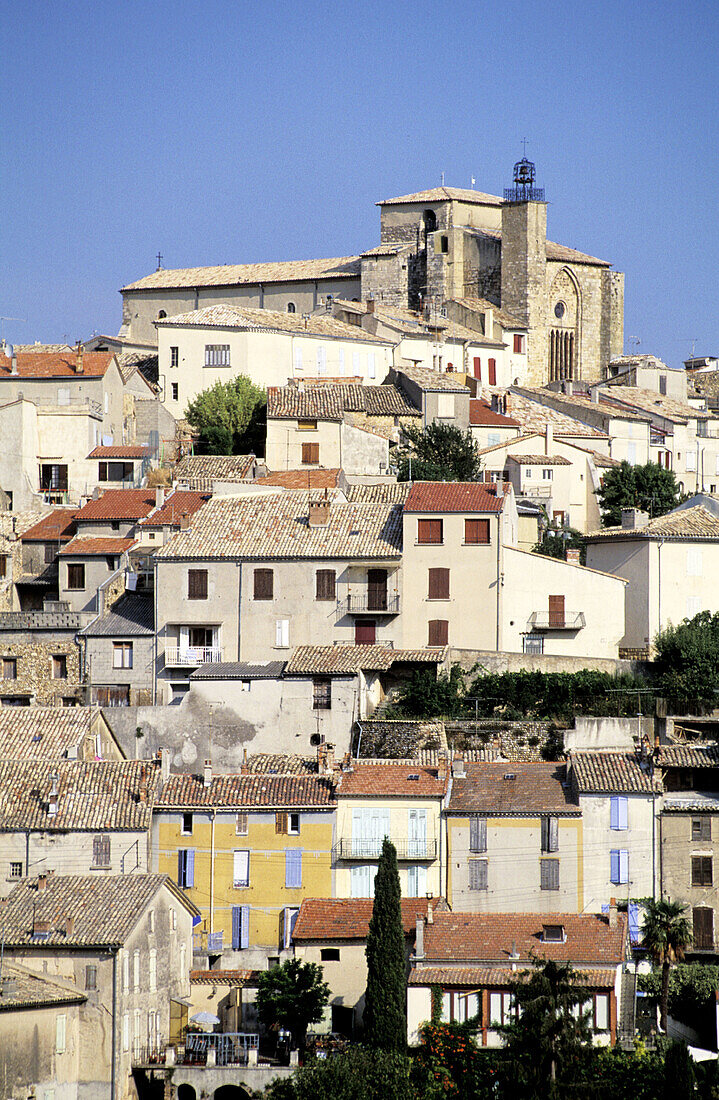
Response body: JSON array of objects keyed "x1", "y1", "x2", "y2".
[{"x1": 120, "y1": 177, "x2": 623, "y2": 388}]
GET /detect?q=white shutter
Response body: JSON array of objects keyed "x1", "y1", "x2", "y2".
[
  {"x1": 233, "y1": 849, "x2": 249, "y2": 886},
  {"x1": 275, "y1": 619, "x2": 289, "y2": 647},
  {"x1": 294, "y1": 345, "x2": 303, "y2": 373},
  {"x1": 56, "y1": 1014, "x2": 66, "y2": 1053},
  {"x1": 352, "y1": 352, "x2": 361, "y2": 376},
  {"x1": 595, "y1": 994, "x2": 609, "y2": 1031},
  {"x1": 489, "y1": 992, "x2": 502, "y2": 1026},
  {"x1": 368, "y1": 352, "x2": 376, "y2": 379},
  {"x1": 317, "y1": 346, "x2": 327, "y2": 375},
  {"x1": 350, "y1": 864, "x2": 374, "y2": 898},
  {"x1": 338, "y1": 347, "x2": 345, "y2": 376},
  {"x1": 408, "y1": 808, "x2": 427, "y2": 857},
  {"x1": 687, "y1": 549, "x2": 703, "y2": 576}
]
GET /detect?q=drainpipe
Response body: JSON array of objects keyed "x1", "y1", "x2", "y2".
[
  {"x1": 25, "y1": 830, "x2": 30, "y2": 877},
  {"x1": 210, "y1": 808, "x2": 216, "y2": 934},
  {"x1": 657, "y1": 538, "x2": 664, "y2": 642},
  {"x1": 237, "y1": 562, "x2": 243, "y2": 661},
  {"x1": 152, "y1": 555, "x2": 158, "y2": 705},
  {"x1": 495, "y1": 514, "x2": 502, "y2": 650},
  {"x1": 111, "y1": 947, "x2": 118, "y2": 1100}
]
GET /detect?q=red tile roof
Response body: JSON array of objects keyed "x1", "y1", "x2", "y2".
[
  {"x1": 190, "y1": 970, "x2": 257, "y2": 985},
  {"x1": 404, "y1": 481, "x2": 505, "y2": 514},
  {"x1": 75, "y1": 490, "x2": 157, "y2": 522},
  {"x1": 260, "y1": 470, "x2": 343, "y2": 490},
  {"x1": 21, "y1": 509, "x2": 78, "y2": 542},
  {"x1": 87, "y1": 445, "x2": 149, "y2": 459},
  {"x1": 285, "y1": 645, "x2": 446, "y2": 675},
  {"x1": 157, "y1": 773, "x2": 336, "y2": 809},
  {"x1": 139, "y1": 490, "x2": 210, "y2": 527},
  {"x1": 293, "y1": 897, "x2": 440, "y2": 940},
  {"x1": 337, "y1": 761, "x2": 447, "y2": 798},
  {"x1": 469, "y1": 399, "x2": 520, "y2": 428},
  {"x1": 408, "y1": 966, "x2": 617, "y2": 989},
  {"x1": 447, "y1": 763, "x2": 578, "y2": 815},
  {"x1": 569, "y1": 752, "x2": 660, "y2": 794},
  {"x1": 423, "y1": 912, "x2": 627, "y2": 965},
  {"x1": 59, "y1": 537, "x2": 135, "y2": 556},
  {"x1": 0, "y1": 352, "x2": 114, "y2": 379}
]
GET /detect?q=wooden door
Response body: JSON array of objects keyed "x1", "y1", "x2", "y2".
[
  {"x1": 473, "y1": 357, "x2": 481, "y2": 380},
  {"x1": 355, "y1": 619, "x2": 376, "y2": 644},
  {"x1": 367, "y1": 569, "x2": 387, "y2": 611},
  {"x1": 548, "y1": 595, "x2": 565, "y2": 627}
]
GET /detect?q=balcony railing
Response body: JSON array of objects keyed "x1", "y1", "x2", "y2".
[
  {"x1": 339, "y1": 593, "x2": 401, "y2": 615},
  {"x1": 193, "y1": 929, "x2": 224, "y2": 954},
  {"x1": 527, "y1": 611, "x2": 586, "y2": 631},
  {"x1": 185, "y1": 1033, "x2": 259, "y2": 1066},
  {"x1": 165, "y1": 646, "x2": 223, "y2": 667},
  {"x1": 333, "y1": 837, "x2": 437, "y2": 860}
]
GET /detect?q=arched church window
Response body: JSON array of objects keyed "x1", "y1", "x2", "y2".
[
  {"x1": 423, "y1": 209, "x2": 437, "y2": 234},
  {"x1": 554, "y1": 302, "x2": 565, "y2": 319},
  {"x1": 157, "y1": 310, "x2": 167, "y2": 319},
  {"x1": 287, "y1": 303, "x2": 296, "y2": 313}
]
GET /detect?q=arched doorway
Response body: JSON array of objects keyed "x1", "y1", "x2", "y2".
[
  {"x1": 214, "y1": 1087, "x2": 251, "y2": 1100},
  {"x1": 177, "y1": 1086, "x2": 196, "y2": 1100}
]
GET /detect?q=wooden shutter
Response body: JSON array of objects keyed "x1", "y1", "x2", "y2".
[
  {"x1": 316, "y1": 569, "x2": 336, "y2": 600},
  {"x1": 469, "y1": 816, "x2": 487, "y2": 853},
  {"x1": 548, "y1": 594, "x2": 565, "y2": 627},
  {"x1": 254, "y1": 568, "x2": 274, "y2": 600},
  {"x1": 354, "y1": 619, "x2": 376, "y2": 644},
  {"x1": 428, "y1": 568, "x2": 450, "y2": 600},
  {"x1": 692, "y1": 818, "x2": 712, "y2": 841},
  {"x1": 464, "y1": 519, "x2": 490, "y2": 544},
  {"x1": 514, "y1": 334, "x2": 523, "y2": 353},
  {"x1": 276, "y1": 812, "x2": 288, "y2": 835},
  {"x1": 188, "y1": 569, "x2": 208, "y2": 599},
  {"x1": 541, "y1": 817, "x2": 559, "y2": 853},
  {"x1": 692, "y1": 855, "x2": 713, "y2": 886},
  {"x1": 473, "y1": 357, "x2": 481, "y2": 380},
  {"x1": 367, "y1": 569, "x2": 388, "y2": 611},
  {"x1": 693, "y1": 906, "x2": 714, "y2": 949},
  {"x1": 302, "y1": 442, "x2": 319, "y2": 464},
  {"x1": 488, "y1": 358, "x2": 497, "y2": 386},
  {"x1": 428, "y1": 620, "x2": 449, "y2": 647},
  {"x1": 469, "y1": 859, "x2": 488, "y2": 890},
  {"x1": 540, "y1": 859, "x2": 559, "y2": 890},
  {"x1": 418, "y1": 519, "x2": 442, "y2": 544}
]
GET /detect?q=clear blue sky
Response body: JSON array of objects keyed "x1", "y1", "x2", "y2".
[{"x1": 2, "y1": 0, "x2": 717, "y2": 367}]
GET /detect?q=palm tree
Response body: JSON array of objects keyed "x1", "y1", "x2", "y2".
[{"x1": 641, "y1": 899, "x2": 693, "y2": 1033}]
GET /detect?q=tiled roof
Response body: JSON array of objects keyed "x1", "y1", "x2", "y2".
[
  {"x1": 260, "y1": 470, "x2": 342, "y2": 490},
  {"x1": 506, "y1": 393, "x2": 609, "y2": 439},
  {"x1": 157, "y1": 773, "x2": 335, "y2": 809},
  {"x1": 190, "y1": 661, "x2": 286, "y2": 680},
  {"x1": 285, "y1": 645, "x2": 446, "y2": 675},
  {"x1": 75, "y1": 490, "x2": 157, "y2": 522},
  {"x1": 190, "y1": 970, "x2": 256, "y2": 986},
  {"x1": 13, "y1": 343, "x2": 73, "y2": 354},
  {"x1": 585, "y1": 506, "x2": 719, "y2": 542},
  {"x1": 359, "y1": 244, "x2": 407, "y2": 257},
  {"x1": 139, "y1": 490, "x2": 211, "y2": 527},
  {"x1": 372, "y1": 306, "x2": 502, "y2": 346},
  {"x1": 173, "y1": 454, "x2": 255, "y2": 486},
  {"x1": 569, "y1": 752, "x2": 660, "y2": 794},
  {"x1": 345, "y1": 484, "x2": 412, "y2": 504},
  {"x1": 59, "y1": 537, "x2": 135, "y2": 556},
  {"x1": 0, "y1": 760, "x2": 160, "y2": 830},
  {"x1": 479, "y1": 228, "x2": 612, "y2": 268},
  {"x1": 0, "y1": 351, "x2": 114, "y2": 379},
  {"x1": 20, "y1": 509, "x2": 77, "y2": 542},
  {"x1": 423, "y1": 911, "x2": 627, "y2": 965},
  {"x1": 0, "y1": 874, "x2": 187, "y2": 947},
  {"x1": 244, "y1": 754, "x2": 317, "y2": 775},
  {"x1": 507, "y1": 454, "x2": 571, "y2": 465},
  {"x1": 663, "y1": 793, "x2": 719, "y2": 812},
  {"x1": 589, "y1": 451, "x2": 621, "y2": 469},
  {"x1": 469, "y1": 400, "x2": 520, "y2": 428},
  {"x1": 517, "y1": 388, "x2": 649, "y2": 425},
  {"x1": 115, "y1": 351, "x2": 159, "y2": 385},
  {"x1": 657, "y1": 743, "x2": 719, "y2": 768},
  {"x1": 0, "y1": 612, "x2": 88, "y2": 632},
  {"x1": 81, "y1": 593, "x2": 154, "y2": 637},
  {"x1": 396, "y1": 364, "x2": 469, "y2": 393},
  {"x1": 598, "y1": 387, "x2": 713, "y2": 424},
  {"x1": 122, "y1": 256, "x2": 362, "y2": 292},
  {"x1": 87, "y1": 445, "x2": 149, "y2": 459},
  {"x1": 453, "y1": 298, "x2": 525, "y2": 331},
  {"x1": 404, "y1": 481, "x2": 504, "y2": 514},
  {"x1": 292, "y1": 897, "x2": 439, "y2": 940},
  {"x1": 377, "y1": 187, "x2": 503, "y2": 207},
  {"x1": 408, "y1": 966, "x2": 617, "y2": 989},
  {"x1": 0, "y1": 510, "x2": 48, "y2": 540},
  {"x1": 447, "y1": 763, "x2": 578, "y2": 815},
  {"x1": 0, "y1": 964, "x2": 86, "y2": 1010},
  {"x1": 154, "y1": 491, "x2": 403, "y2": 561},
  {"x1": 267, "y1": 383, "x2": 416, "y2": 420},
  {"x1": 336, "y1": 761, "x2": 448, "y2": 798},
  {"x1": 0, "y1": 708, "x2": 105, "y2": 759},
  {"x1": 154, "y1": 304, "x2": 390, "y2": 344}
]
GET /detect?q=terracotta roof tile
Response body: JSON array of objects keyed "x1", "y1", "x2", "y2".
[
  {"x1": 0, "y1": 708, "x2": 106, "y2": 759},
  {"x1": 285, "y1": 645, "x2": 446, "y2": 675},
  {"x1": 20, "y1": 509, "x2": 78, "y2": 542},
  {"x1": 122, "y1": 256, "x2": 362, "y2": 292},
  {"x1": 585, "y1": 505, "x2": 719, "y2": 541},
  {"x1": 59, "y1": 537, "x2": 135, "y2": 556},
  {"x1": 598, "y1": 387, "x2": 713, "y2": 424},
  {"x1": 344, "y1": 484, "x2": 412, "y2": 504},
  {"x1": 469, "y1": 399, "x2": 520, "y2": 428},
  {"x1": 0, "y1": 964, "x2": 86, "y2": 1010},
  {"x1": 377, "y1": 187, "x2": 503, "y2": 207},
  {"x1": 260, "y1": 470, "x2": 342, "y2": 490},
  {"x1": 447, "y1": 763, "x2": 578, "y2": 815},
  {"x1": 396, "y1": 364, "x2": 469, "y2": 393},
  {"x1": 155, "y1": 303, "x2": 390, "y2": 344},
  {"x1": 453, "y1": 298, "x2": 526, "y2": 331},
  {"x1": 337, "y1": 761, "x2": 448, "y2": 798},
  {"x1": 157, "y1": 773, "x2": 335, "y2": 809},
  {"x1": 87, "y1": 445, "x2": 149, "y2": 459},
  {"x1": 0, "y1": 352, "x2": 114, "y2": 379},
  {"x1": 480, "y1": 228, "x2": 612, "y2": 268},
  {"x1": 404, "y1": 481, "x2": 504, "y2": 514},
  {"x1": 423, "y1": 911, "x2": 627, "y2": 965},
  {"x1": 267, "y1": 383, "x2": 416, "y2": 420},
  {"x1": 75, "y1": 490, "x2": 157, "y2": 522},
  {"x1": 190, "y1": 970, "x2": 256, "y2": 985},
  {"x1": 658, "y1": 743, "x2": 719, "y2": 768},
  {"x1": 507, "y1": 453, "x2": 571, "y2": 466},
  {"x1": 569, "y1": 752, "x2": 660, "y2": 794},
  {"x1": 408, "y1": 966, "x2": 617, "y2": 988},
  {"x1": 505, "y1": 393, "x2": 608, "y2": 439},
  {"x1": 293, "y1": 897, "x2": 440, "y2": 940},
  {"x1": 139, "y1": 490, "x2": 210, "y2": 527},
  {"x1": 172, "y1": 454, "x2": 256, "y2": 489},
  {"x1": 13, "y1": 343, "x2": 74, "y2": 354}
]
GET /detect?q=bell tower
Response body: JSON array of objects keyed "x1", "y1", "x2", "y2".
[{"x1": 501, "y1": 155, "x2": 548, "y2": 387}]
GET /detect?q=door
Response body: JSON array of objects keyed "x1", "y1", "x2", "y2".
[
  {"x1": 548, "y1": 595, "x2": 565, "y2": 627},
  {"x1": 355, "y1": 619, "x2": 376, "y2": 644},
  {"x1": 367, "y1": 570, "x2": 387, "y2": 611},
  {"x1": 408, "y1": 808, "x2": 427, "y2": 858}
]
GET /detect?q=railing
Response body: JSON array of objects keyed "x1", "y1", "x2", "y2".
[
  {"x1": 193, "y1": 929, "x2": 224, "y2": 954},
  {"x1": 339, "y1": 593, "x2": 401, "y2": 615},
  {"x1": 504, "y1": 186, "x2": 545, "y2": 202},
  {"x1": 165, "y1": 646, "x2": 223, "y2": 666},
  {"x1": 333, "y1": 837, "x2": 437, "y2": 860},
  {"x1": 184, "y1": 1033, "x2": 259, "y2": 1066},
  {"x1": 527, "y1": 612, "x2": 585, "y2": 631},
  {"x1": 131, "y1": 1039, "x2": 166, "y2": 1066}
]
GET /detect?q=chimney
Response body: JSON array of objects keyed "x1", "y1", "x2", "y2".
[
  {"x1": 437, "y1": 751, "x2": 448, "y2": 782},
  {"x1": 32, "y1": 918, "x2": 51, "y2": 938},
  {"x1": 203, "y1": 759, "x2": 212, "y2": 789},
  {"x1": 608, "y1": 897, "x2": 617, "y2": 928},
  {"x1": 484, "y1": 307, "x2": 493, "y2": 338},
  {"x1": 621, "y1": 509, "x2": 649, "y2": 530},
  {"x1": 10, "y1": 350, "x2": 17, "y2": 376},
  {"x1": 75, "y1": 342, "x2": 84, "y2": 375},
  {"x1": 451, "y1": 758, "x2": 466, "y2": 778},
  {"x1": 308, "y1": 498, "x2": 331, "y2": 528},
  {"x1": 65, "y1": 915, "x2": 75, "y2": 937},
  {"x1": 155, "y1": 487, "x2": 165, "y2": 509},
  {"x1": 159, "y1": 747, "x2": 170, "y2": 785},
  {"x1": 47, "y1": 774, "x2": 58, "y2": 816},
  {"x1": 366, "y1": 298, "x2": 375, "y2": 315},
  {"x1": 415, "y1": 916, "x2": 425, "y2": 959},
  {"x1": 545, "y1": 422, "x2": 553, "y2": 456},
  {"x1": 426, "y1": 903, "x2": 434, "y2": 925},
  {"x1": 565, "y1": 548, "x2": 581, "y2": 565},
  {"x1": 317, "y1": 742, "x2": 335, "y2": 777},
  {"x1": 590, "y1": 387, "x2": 599, "y2": 404},
  {"x1": 179, "y1": 512, "x2": 190, "y2": 531},
  {"x1": 38, "y1": 873, "x2": 48, "y2": 893}
]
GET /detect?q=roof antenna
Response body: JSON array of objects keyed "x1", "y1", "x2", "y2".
[{"x1": 440, "y1": 171, "x2": 445, "y2": 186}]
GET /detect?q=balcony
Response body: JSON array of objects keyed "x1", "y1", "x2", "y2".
[
  {"x1": 165, "y1": 646, "x2": 223, "y2": 667},
  {"x1": 338, "y1": 593, "x2": 401, "y2": 616},
  {"x1": 527, "y1": 611, "x2": 585, "y2": 631},
  {"x1": 333, "y1": 837, "x2": 437, "y2": 860},
  {"x1": 193, "y1": 929, "x2": 224, "y2": 955}
]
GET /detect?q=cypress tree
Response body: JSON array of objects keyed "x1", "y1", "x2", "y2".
[{"x1": 363, "y1": 836, "x2": 407, "y2": 1052}]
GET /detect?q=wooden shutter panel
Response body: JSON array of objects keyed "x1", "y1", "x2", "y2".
[
  {"x1": 469, "y1": 859, "x2": 487, "y2": 890},
  {"x1": 469, "y1": 816, "x2": 487, "y2": 852},
  {"x1": 428, "y1": 568, "x2": 450, "y2": 600},
  {"x1": 276, "y1": 812, "x2": 288, "y2": 835},
  {"x1": 693, "y1": 856, "x2": 713, "y2": 886},
  {"x1": 188, "y1": 569, "x2": 208, "y2": 599},
  {"x1": 428, "y1": 620, "x2": 449, "y2": 647},
  {"x1": 465, "y1": 519, "x2": 490, "y2": 544},
  {"x1": 254, "y1": 569, "x2": 274, "y2": 600},
  {"x1": 541, "y1": 859, "x2": 559, "y2": 890},
  {"x1": 488, "y1": 358, "x2": 497, "y2": 386},
  {"x1": 693, "y1": 907, "x2": 714, "y2": 949},
  {"x1": 316, "y1": 569, "x2": 336, "y2": 600},
  {"x1": 285, "y1": 849, "x2": 302, "y2": 889},
  {"x1": 548, "y1": 595, "x2": 565, "y2": 626},
  {"x1": 418, "y1": 519, "x2": 442, "y2": 544},
  {"x1": 302, "y1": 442, "x2": 319, "y2": 464}
]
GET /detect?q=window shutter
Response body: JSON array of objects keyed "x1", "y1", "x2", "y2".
[
  {"x1": 240, "y1": 904, "x2": 250, "y2": 949},
  {"x1": 693, "y1": 818, "x2": 712, "y2": 841},
  {"x1": 470, "y1": 816, "x2": 487, "y2": 853},
  {"x1": 418, "y1": 519, "x2": 442, "y2": 544},
  {"x1": 464, "y1": 519, "x2": 490, "y2": 544},
  {"x1": 541, "y1": 859, "x2": 559, "y2": 890},
  {"x1": 338, "y1": 348, "x2": 345, "y2": 376},
  {"x1": 610, "y1": 849, "x2": 620, "y2": 883},
  {"x1": 275, "y1": 620, "x2": 289, "y2": 647},
  {"x1": 232, "y1": 905, "x2": 242, "y2": 950},
  {"x1": 186, "y1": 849, "x2": 195, "y2": 887},
  {"x1": 316, "y1": 570, "x2": 336, "y2": 600},
  {"x1": 473, "y1": 357, "x2": 481, "y2": 380},
  {"x1": 488, "y1": 358, "x2": 497, "y2": 386},
  {"x1": 428, "y1": 568, "x2": 450, "y2": 599},
  {"x1": 693, "y1": 906, "x2": 714, "y2": 949},
  {"x1": 188, "y1": 569, "x2": 208, "y2": 599},
  {"x1": 469, "y1": 859, "x2": 488, "y2": 890},
  {"x1": 368, "y1": 353, "x2": 376, "y2": 379},
  {"x1": 428, "y1": 620, "x2": 449, "y2": 647},
  {"x1": 302, "y1": 442, "x2": 319, "y2": 465},
  {"x1": 177, "y1": 850, "x2": 184, "y2": 887},
  {"x1": 549, "y1": 816, "x2": 559, "y2": 852},
  {"x1": 619, "y1": 849, "x2": 629, "y2": 883},
  {"x1": 254, "y1": 569, "x2": 274, "y2": 600},
  {"x1": 317, "y1": 346, "x2": 326, "y2": 375},
  {"x1": 233, "y1": 850, "x2": 249, "y2": 887},
  {"x1": 285, "y1": 849, "x2": 302, "y2": 889},
  {"x1": 276, "y1": 812, "x2": 288, "y2": 834}
]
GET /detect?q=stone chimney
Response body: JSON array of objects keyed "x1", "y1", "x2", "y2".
[
  {"x1": 158, "y1": 748, "x2": 170, "y2": 785},
  {"x1": 608, "y1": 897, "x2": 617, "y2": 928},
  {"x1": 621, "y1": 509, "x2": 649, "y2": 530},
  {"x1": 545, "y1": 422, "x2": 553, "y2": 456},
  {"x1": 317, "y1": 741, "x2": 335, "y2": 777},
  {"x1": 203, "y1": 759, "x2": 212, "y2": 789},
  {"x1": 37, "y1": 873, "x2": 48, "y2": 894},
  {"x1": 75, "y1": 342, "x2": 84, "y2": 375},
  {"x1": 415, "y1": 915, "x2": 425, "y2": 959},
  {"x1": 179, "y1": 512, "x2": 190, "y2": 531},
  {"x1": 65, "y1": 915, "x2": 75, "y2": 937},
  {"x1": 155, "y1": 487, "x2": 165, "y2": 509},
  {"x1": 366, "y1": 298, "x2": 375, "y2": 315},
  {"x1": 47, "y1": 774, "x2": 58, "y2": 816},
  {"x1": 308, "y1": 494, "x2": 331, "y2": 528},
  {"x1": 451, "y1": 758, "x2": 466, "y2": 778},
  {"x1": 437, "y1": 751, "x2": 448, "y2": 782},
  {"x1": 566, "y1": 548, "x2": 581, "y2": 565},
  {"x1": 483, "y1": 307, "x2": 493, "y2": 339},
  {"x1": 426, "y1": 902, "x2": 434, "y2": 925},
  {"x1": 10, "y1": 349, "x2": 17, "y2": 376}
]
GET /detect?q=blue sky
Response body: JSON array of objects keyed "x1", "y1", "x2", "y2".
[{"x1": 2, "y1": 0, "x2": 717, "y2": 367}]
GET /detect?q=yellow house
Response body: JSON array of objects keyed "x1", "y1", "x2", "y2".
[{"x1": 153, "y1": 760, "x2": 336, "y2": 967}]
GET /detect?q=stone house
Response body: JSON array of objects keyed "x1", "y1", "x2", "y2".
[
  {"x1": 468, "y1": 397, "x2": 522, "y2": 451},
  {"x1": 0, "y1": 872, "x2": 197, "y2": 1098},
  {"x1": 13, "y1": 507, "x2": 78, "y2": 611},
  {"x1": 444, "y1": 761, "x2": 582, "y2": 913},
  {"x1": 88, "y1": 443, "x2": 151, "y2": 488},
  {"x1": 444, "y1": 297, "x2": 529, "y2": 387},
  {"x1": 388, "y1": 364, "x2": 473, "y2": 429},
  {"x1": 0, "y1": 705, "x2": 122, "y2": 759},
  {"x1": 80, "y1": 593, "x2": 155, "y2": 706},
  {"x1": 0, "y1": 611, "x2": 87, "y2": 707},
  {"x1": 171, "y1": 452, "x2": 256, "y2": 491}
]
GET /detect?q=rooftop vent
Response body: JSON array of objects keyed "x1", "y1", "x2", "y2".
[
  {"x1": 542, "y1": 924, "x2": 566, "y2": 943},
  {"x1": 407, "y1": 774, "x2": 420, "y2": 781},
  {"x1": 503, "y1": 773, "x2": 516, "y2": 781}
]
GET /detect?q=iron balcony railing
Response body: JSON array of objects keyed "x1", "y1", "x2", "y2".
[
  {"x1": 184, "y1": 1033, "x2": 259, "y2": 1066},
  {"x1": 527, "y1": 611, "x2": 586, "y2": 631},
  {"x1": 193, "y1": 930, "x2": 224, "y2": 954},
  {"x1": 339, "y1": 593, "x2": 401, "y2": 615},
  {"x1": 333, "y1": 837, "x2": 437, "y2": 861},
  {"x1": 165, "y1": 645, "x2": 223, "y2": 666}
]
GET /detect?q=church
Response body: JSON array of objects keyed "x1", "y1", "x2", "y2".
[{"x1": 119, "y1": 160, "x2": 624, "y2": 388}]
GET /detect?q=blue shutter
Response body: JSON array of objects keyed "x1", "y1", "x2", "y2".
[
  {"x1": 241, "y1": 905, "x2": 249, "y2": 949},
  {"x1": 187, "y1": 848, "x2": 195, "y2": 888},
  {"x1": 177, "y1": 850, "x2": 184, "y2": 887},
  {"x1": 611, "y1": 797, "x2": 628, "y2": 830},
  {"x1": 610, "y1": 798, "x2": 619, "y2": 830},
  {"x1": 610, "y1": 849, "x2": 620, "y2": 884},
  {"x1": 232, "y1": 906, "x2": 242, "y2": 950},
  {"x1": 619, "y1": 849, "x2": 629, "y2": 884},
  {"x1": 619, "y1": 797, "x2": 628, "y2": 829},
  {"x1": 285, "y1": 849, "x2": 302, "y2": 889},
  {"x1": 628, "y1": 902, "x2": 640, "y2": 944}
]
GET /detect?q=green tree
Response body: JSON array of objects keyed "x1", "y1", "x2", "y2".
[
  {"x1": 363, "y1": 837, "x2": 406, "y2": 1053},
  {"x1": 640, "y1": 899, "x2": 693, "y2": 1033},
  {"x1": 663, "y1": 1040, "x2": 696, "y2": 1099},
  {"x1": 500, "y1": 958, "x2": 594, "y2": 1098},
  {"x1": 654, "y1": 610, "x2": 719, "y2": 713},
  {"x1": 397, "y1": 422, "x2": 482, "y2": 482},
  {"x1": 533, "y1": 526, "x2": 587, "y2": 564},
  {"x1": 261, "y1": 1047, "x2": 414, "y2": 1100},
  {"x1": 387, "y1": 665, "x2": 469, "y2": 719},
  {"x1": 185, "y1": 375, "x2": 266, "y2": 455},
  {"x1": 596, "y1": 460, "x2": 683, "y2": 526},
  {"x1": 256, "y1": 957, "x2": 330, "y2": 1050}
]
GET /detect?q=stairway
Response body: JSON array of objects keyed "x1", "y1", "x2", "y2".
[{"x1": 617, "y1": 968, "x2": 637, "y2": 1049}]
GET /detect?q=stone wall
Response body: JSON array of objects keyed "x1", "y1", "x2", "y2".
[
  {"x1": 445, "y1": 718, "x2": 562, "y2": 761},
  {"x1": 449, "y1": 647, "x2": 647, "y2": 676},
  {"x1": 0, "y1": 637, "x2": 82, "y2": 704}
]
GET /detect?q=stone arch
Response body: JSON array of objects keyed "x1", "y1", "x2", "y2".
[
  {"x1": 548, "y1": 266, "x2": 582, "y2": 383},
  {"x1": 177, "y1": 1086, "x2": 196, "y2": 1100},
  {"x1": 213, "y1": 1088, "x2": 251, "y2": 1100},
  {"x1": 422, "y1": 209, "x2": 437, "y2": 234}
]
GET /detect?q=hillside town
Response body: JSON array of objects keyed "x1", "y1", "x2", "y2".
[{"x1": 3, "y1": 164, "x2": 719, "y2": 1099}]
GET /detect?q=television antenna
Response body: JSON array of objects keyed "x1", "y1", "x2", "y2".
[{"x1": 0, "y1": 316, "x2": 26, "y2": 343}]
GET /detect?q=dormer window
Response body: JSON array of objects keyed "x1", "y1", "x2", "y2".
[{"x1": 542, "y1": 924, "x2": 565, "y2": 943}]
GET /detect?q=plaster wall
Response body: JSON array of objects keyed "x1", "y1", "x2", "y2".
[{"x1": 578, "y1": 791, "x2": 656, "y2": 911}]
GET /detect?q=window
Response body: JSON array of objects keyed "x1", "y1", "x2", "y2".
[
  {"x1": 542, "y1": 924, "x2": 565, "y2": 943},
  {"x1": 67, "y1": 563, "x2": 85, "y2": 590},
  {"x1": 187, "y1": 569, "x2": 208, "y2": 599},
  {"x1": 233, "y1": 849, "x2": 250, "y2": 888},
  {"x1": 298, "y1": 418, "x2": 317, "y2": 431},
  {"x1": 171, "y1": 382, "x2": 179, "y2": 401},
  {"x1": 315, "y1": 569, "x2": 336, "y2": 600},
  {"x1": 418, "y1": 519, "x2": 443, "y2": 544},
  {"x1": 487, "y1": 358, "x2": 497, "y2": 386},
  {"x1": 2, "y1": 658, "x2": 17, "y2": 680},
  {"x1": 302, "y1": 442, "x2": 320, "y2": 465},
  {"x1": 540, "y1": 858, "x2": 560, "y2": 890},
  {"x1": 687, "y1": 451, "x2": 697, "y2": 472},
  {"x1": 288, "y1": 812, "x2": 300, "y2": 835},
  {"x1": 283, "y1": 906, "x2": 300, "y2": 948},
  {"x1": 692, "y1": 818, "x2": 712, "y2": 841},
  {"x1": 542, "y1": 468, "x2": 553, "y2": 480},
  {"x1": 541, "y1": 816, "x2": 559, "y2": 853},
  {"x1": 285, "y1": 848, "x2": 302, "y2": 889},
  {"x1": 122, "y1": 951, "x2": 130, "y2": 993},
  {"x1": 275, "y1": 619, "x2": 290, "y2": 647},
  {"x1": 9, "y1": 861, "x2": 22, "y2": 878},
  {"x1": 440, "y1": 235, "x2": 449, "y2": 253},
  {"x1": 513, "y1": 334, "x2": 524, "y2": 354},
  {"x1": 692, "y1": 855, "x2": 713, "y2": 887},
  {"x1": 428, "y1": 568, "x2": 450, "y2": 600},
  {"x1": 469, "y1": 859, "x2": 488, "y2": 890},
  {"x1": 368, "y1": 352, "x2": 376, "y2": 379},
  {"x1": 610, "y1": 796, "x2": 628, "y2": 830},
  {"x1": 85, "y1": 965, "x2": 97, "y2": 990},
  {"x1": 149, "y1": 949, "x2": 157, "y2": 992},
  {"x1": 253, "y1": 568, "x2": 274, "y2": 600},
  {"x1": 92, "y1": 834, "x2": 111, "y2": 868},
  {"x1": 321, "y1": 948, "x2": 340, "y2": 962},
  {"x1": 204, "y1": 344, "x2": 231, "y2": 366},
  {"x1": 236, "y1": 812, "x2": 248, "y2": 835},
  {"x1": 464, "y1": 518, "x2": 490, "y2": 544},
  {"x1": 313, "y1": 678, "x2": 331, "y2": 710},
  {"x1": 317, "y1": 346, "x2": 327, "y2": 375},
  {"x1": 694, "y1": 906, "x2": 714, "y2": 949},
  {"x1": 687, "y1": 548, "x2": 703, "y2": 576},
  {"x1": 122, "y1": 1013, "x2": 130, "y2": 1052},
  {"x1": 437, "y1": 394, "x2": 454, "y2": 418},
  {"x1": 287, "y1": 302, "x2": 296, "y2": 313},
  {"x1": 350, "y1": 864, "x2": 375, "y2": 898},
  {"x1": 428, "y1": 619, "x2": 448, "y2": 647},
  {"x1": 407, "y1": 864, "x2": 427, "y2": 897},
  {"x1": 294, "y1": 345, "x2": 303, "y2": 373},
  {"x1": 112, "y1": 642, "x2": 133, "y2": 669},
  {"x1": 181, "y1": 812, "x2": 193, "y2": 835},
  {"x1": 177, "y1": 848, "x2": 195, "y2": 888},
  {"x1": 489, "y1": 991, "x2": 514, "y2": 1026},
  {"x1": 469, "y1": 816, "x2": 487, "y2": 853},
  {"x1": 610, "y1": 849, "x2": 629, "y2": 885},
  {"x1": 232, "y1": 904, "x2": 250, "y2": 949},
  {"x1": 170, "y1": 907, "x2": 176, "y2": 931},
  {"x1": 170, "y1": 346, "x2": 179, "y2": 367},
  {"x1": 43, "y1": 543, "x2": 55, "y2": 564},
  {"x1": 56, "y1": 1014, "x2": 66, "y2": 1054}
]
